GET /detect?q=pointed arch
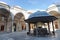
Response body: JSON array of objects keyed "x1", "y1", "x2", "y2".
[{"x1": 14, "y1": 12, "x2": 26, "y2": 32}]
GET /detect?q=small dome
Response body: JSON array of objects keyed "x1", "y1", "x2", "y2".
[
  {"x1": 48, "y1": 4, "x2": 56, "y2": 8},
  {"x1": 0, "y1": 1, "x2": 7, "y2": 5},
  {"x1": 29, "y1": 11, "x2": 51, "y2": 18},
  {"x1": 14, "y1": 5, "x2": 22, "y2": 9},
  {"x1": 48, "y1": 3, "x2": 60, "y2": 9},
  {"x1": 54, "y1": 2, "x2": 60, "y2": 6}
]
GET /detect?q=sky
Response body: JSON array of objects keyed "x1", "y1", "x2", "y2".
[{"x1": 0, "y1": 0, "x2": 60, "y2": 10}]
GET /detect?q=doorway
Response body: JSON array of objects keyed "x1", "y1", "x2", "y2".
[
  {"x1": 1, "y1": 25, "x2": 4, "y2": 31},
  {"x1": 13, "y1": 23, "x2": 16, "y2": 32},
  {"x1": 22, "y1": 25, "x2": 26, "y2": 30},
  {"x1": 55, "y1": 21, "x2": 58, "y2": 29}
]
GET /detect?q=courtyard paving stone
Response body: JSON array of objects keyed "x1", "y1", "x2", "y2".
[{"x1": 0, "y1": 30, "x2": 60, "y2": 40}]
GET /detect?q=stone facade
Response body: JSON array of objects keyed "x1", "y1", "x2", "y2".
[
  {"x1": 0, "y1": 1, "x2": 60, "y2": 32},
  {"x1": 47, "y1": 4, "x2": 60, "y2": 31},
  {"x1": 0, "y1": 2, "x2": 30, "y2": 32}
]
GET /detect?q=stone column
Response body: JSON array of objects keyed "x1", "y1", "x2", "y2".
[
  {"x1": 18, "y1": 21, "x2": 22, "y2": 31},
  {"x1": 52, "y1": 21, "x2": 55, "y2": 35},
  {"x1": 11, "y1": 20, "x2": 13, "y2": 32},
  {"x1": 26, "y1": 23, "x2": 29, "y2": 32},
  {"x1": 28, "y1": 23, "x2": 30, "y2": 33},
  {"x1": 16, "y1": 21, "x2": 22, "y2": 32},
  {"x1": 0, "y1": 24, "x2": 1, "y2": 31},
  {"x1": 48, "y1": 22, "x2": 51, "y2": 34},
  {"x1": 50, "y1": 22, "x2": 53, "y2": 31},
  {"x1": 6, "y1": 22, "x2": 9, "y2": 32},
  {"x1": 7, "y1": 21, "x2": 13, "y2": 32},
  {"x1": 11, "y1": 15, "x2": 14, "y2": 32},
  {"x1": 16, "y1": 21, "x2": 18, "y2": 32},
  {"x1": 4, "y1": 21, "x2": 7, "y2": 32},
  {"x1": 58, "y1": 19, "x2": 60, "y2": 30}
]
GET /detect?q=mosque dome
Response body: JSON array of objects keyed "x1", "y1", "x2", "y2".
[
  {"x1": 29, "y1": 11, "x2": 51, "y2": 18},
  {"x1": 48, "y1": 2, "x2": 60, "y2": 9},
  {"x1": 13, "y1": 5, "x2": 22, "y2": 9},
  {"x1": 54, "y1": 2, "x2": 60, "y2": 6},
  {"x1": 0, "y1": 1, "x2": 7, "y2": 5}
]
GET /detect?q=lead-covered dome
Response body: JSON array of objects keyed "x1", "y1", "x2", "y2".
[
  {"x1": 25, "y1": 11, "x2": 57, "y2": 23},
  {"x1": 0, "y1": 1, "x2": 7, "y2": 5},
  {"x1": 29, "y1": 11, "x2": 51, "y2": 19}
]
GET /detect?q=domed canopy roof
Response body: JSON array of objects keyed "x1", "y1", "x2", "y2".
[
  {"x1": 25, "y1": 11, "x2": 57, "y2": 23},
  {"x1": 29, "y1": 11, "x2": 51, "y2": 18}
]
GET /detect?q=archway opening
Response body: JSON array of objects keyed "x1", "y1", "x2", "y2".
[
  {"x1": 49, "y1": 11, "x2": 60, "y2": 30},
  {"x1": 1, "y1": 25, "x2": 4, "y2": 31},
  {"x1": 14, "y1": 13, "x2": 26, "y2": 31},
  {"x1": 13, "y1": 23, "x2": 16, "y2": 32},
  {"x1": 0, "y1": 8, "x2": 11, "y2": 32},
  {"x1": 49, "y1": 11, "x2": 60, "y2": 16}
]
